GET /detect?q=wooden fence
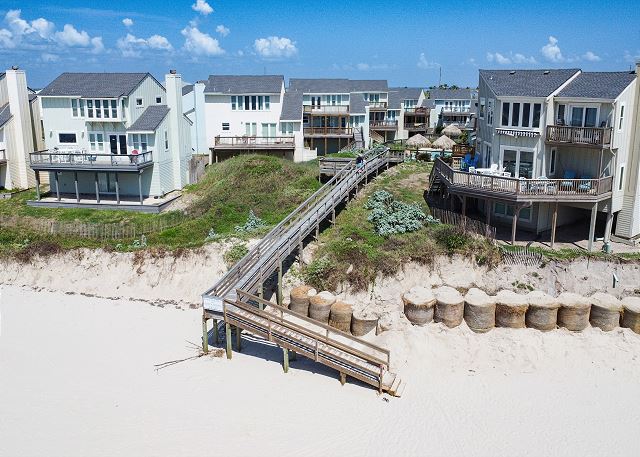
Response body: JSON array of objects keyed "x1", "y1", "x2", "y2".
[
  {"x1": 500, "y1": 245, "x2": 544, "y2": 266},
  {"x1": 430, "y1": 207, "x2": 496, "y2": 241}
]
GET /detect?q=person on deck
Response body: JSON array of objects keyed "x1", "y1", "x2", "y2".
[{"x1": 356, "y1": 154, "x2": 365, "y2": 173}]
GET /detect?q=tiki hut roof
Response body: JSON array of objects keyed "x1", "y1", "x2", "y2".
[
  {"x1": 442, "y1": 124, "x2": 462, "y2": 137},
  {"x1": 406, "y1": 134, "x2": 431, "y2": 147},
  {"x1": 432, "y1": 134, "x2": 457, "y2": 150}
]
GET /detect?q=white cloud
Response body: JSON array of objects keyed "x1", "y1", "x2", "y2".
[
  {"x1": 55, "y1": 24, "x2": 90, "y2": 47},
  {"x1": 90, "y1": 36, "x2": 104, "y2": 54},
  {"x1": 624, "y1": 50, "x2": 640, "y2": 63},
  {"x1": 253, "y1": 36, "x2": 297, "y2": 59},
  {"x1": 122, "y1": 18, "x2": 134, "y2": 27},
  {"x1": 417, "y1": 52, "x2": 439, "y2": 69},
  {"x1": 583, "y1": 51, "x2": 601, "y2": 62},
  {"x1": 541, "y1": 36, "x2": 564, "y2": 62},
  {"x1": 0, "y1": 28, "x2": 15, "y2": 48},
  {"x1": 486, "y1": 52, "x2": 511, "y2": 65},
  {"x1": 5, "y1": 9, "x2": 31, "y2": 36},
  {"x1": 30, "y1": 17, "x2": 55, "y2": 39},
  {"x1": 192, "y1": 0, "x2": 214, "y2": 15},
  {"x1": 41, "y1": 52, "x2": 59, "y2": 62},
  {"x1": 513, "y1": 53, "x2": 537, "y2": 64},
  {"x1": 117, "y1": 32, "x2": 172, "y2": 57},
  {"x1": 215, "y1": 24, "x2": 230, "y2": 37},
  {"x1": 182, "y1": 25, "x2": 224, "y2": 56}
]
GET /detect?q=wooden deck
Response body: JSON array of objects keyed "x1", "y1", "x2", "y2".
[{"x1": 202, "y1": 146, "x2": 403, "y2": 394}]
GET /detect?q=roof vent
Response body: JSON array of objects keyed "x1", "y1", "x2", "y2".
[
  {"x1": 543, "y1": 70, "x2": 550, "y2": 75},
  {"x1": 169, "y1": 69, "x2": 177, "y2": 75},
  {"x1": 509, "y1": 70, "x2": 516, "y2": 75},
  {"x1": 11, "y1": 65, "x2": 19, "y2": 70}
]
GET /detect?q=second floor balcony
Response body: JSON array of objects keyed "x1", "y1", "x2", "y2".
[
  {"x1": 30, "y1": 150, "x2": 154, "y2": 172},
  {"x1": 214, "y1": 136, "x2": 295, "y2": 149},
  {"x1": 303, "y1": 105, "x2": 349, "y2": 115},
  {"x1": 546, "y1": 125, "x2": 612, "y2": 148},
  {"x1": 368, "y1": 101, "x2": 388, "y2": 110},
  {"x1": 303, "y1": 126, "x2": 353, "y2": 137},
  {"x1": 370, "y1": 120, "x2": 398, "y2": 130}
]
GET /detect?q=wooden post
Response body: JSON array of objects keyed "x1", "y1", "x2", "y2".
[
  {"x1": 282, "y1": 347, "x2": 289, "y2": 373},
  {"x1": 235, "y1": 326, "x2": 242, "y2": 352},
  {"x1": 213, "y1": 319, "x2": 219, "y2": 344},
  {"x1": 55, "y1": 172, "x2": 60, "y2": 201},
  {"x1": 115, "y1": 172, "x2": 120, "y2": 205},
  {"x1": 225, "y1": 322, "x2": 232, "y2": 359},
  {"x1": 35, "y1": 171, "x2": 41, "y2": 200},
  {"x1": 331, "y1": 207, "x2": 336, "y2": 225},
  {"x1": 486, "y1": 200, "x2": 492, "y2": 226},
  {"x1": 277, "y1": 257, "x2": 283, "y2": 306},
  {"x1": 315, "y1": 222, "x2": 319, "y2": 240},
  {"x1": 138, "y1": 172, "x2": 143, "y2": 205},
  {"x1": 604, "y1": 207, "x2": 614, "y2": 244},
  {"x1": 340, "y1": 372, "x2": 347, "y2": 386},
  {"x1": 511, "y1": 206, "x2": 520, "y2": 245},
  {"x1": 201, "y1": 317, "x2": 209, "y2": 354},
  {"x1": 74, "y1": 171, "x2": 79, "y2": 203},
  {"x1": 550, "y1": 201, "x2": 558, "y2": 249},
  {"x1": 588, "y1": 203, "x2": 598, "y2": 252},
  {"x1": 461, "y1": 195, "x2": 467, "y2": 217},
  {"x1": 94, "y1": 172, "x2": 100, "y2": 204}
]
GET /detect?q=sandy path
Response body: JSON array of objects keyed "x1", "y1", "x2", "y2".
[{"x1": 1, "y1": 285, "x2": 639, "y2": 457}]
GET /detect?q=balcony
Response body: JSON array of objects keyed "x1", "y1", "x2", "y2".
[
  {"x1": 433, "y1": 158, "x2": 613, "y2": 203},
  {"x1": 370, "y1": 120, "x2": 398, "y2": 130},
  {"x1": 404, "y1": 122, "x2": 429, "y2": 131},
  {"x1": 546, "y1": 125, "x2": 612, "y2": 148},
  {"x1": 404, "y1": 107, "x2": 428, "y2": 114},
  {"x1": 30, "y1": 150, "x2": 154, "y2": 172},
  {"x1": 303, "y1": 105, "x2": 349, "y2": 115},
  {"x1": 368, "y1": 101, "x2": 388, "y2": 111},
  {"x1": 214, "y1": 136, "x2": 295, "y2": 149},
  {"x1": 0, "y1": 149, "x2": 6, "y2": 164},
  {"x1": 303, "y1": 127, "x2": 353, "y2": 137}
]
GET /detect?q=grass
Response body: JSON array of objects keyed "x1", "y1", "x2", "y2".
[
  {"x1": 0, "y1": 154, "x2": 322, "y2": 256},
  {"x1": 304, "y1": 161, "x2": 501, "y2": 291}
]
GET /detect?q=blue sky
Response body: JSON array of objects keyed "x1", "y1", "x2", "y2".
[{"x1": 1, "y1": 0, "x2": 639, "y2": 88}]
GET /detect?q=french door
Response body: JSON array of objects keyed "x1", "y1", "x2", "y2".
[{"x1": 109, "y1": 134, "x2": 128, "y2": 154}]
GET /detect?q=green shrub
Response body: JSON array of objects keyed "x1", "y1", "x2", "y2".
[
  {"x1": 434, "y1": 225, "x2": 469, "y2": 253},
  {"x1": 234, "y1": 210, "x2": 266, "y2": 233},
  {"x1": 364, "y1": 190, "x2": 427, "y2": 237},
  {"x1": 303, "y1": 256, "x2": 333, "y2": 291},
  {"x1": 224, "y1": 242, "x2": 248, "y2": 267}
]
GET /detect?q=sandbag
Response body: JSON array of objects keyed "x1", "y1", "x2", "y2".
[
  {"x1": 621, "y1": 297, "x2": 640, "y2": 334},
  {"x1": 589, "y1": 292, "x2": 622, "y2": 331},
  {"x1": 351, "y1": 311, "x2": 379, "y2": 336},
  {"x1": 434, "y1": 286, "x2": 464, "y2": 328},
  {"x1": 289, "y1": 285, "x2": 316, "y2": 316},
  {"x1": 525, "y1": 291, "x2": 560, "y2": 331},
  {"x1": 309, "y1": 291, "x2": 336, "y2": 324},
  {"x1": 464, "y1": 288, "x2": 496, "y2": 333},
  {"x1": 329, "y1": 301, "x2": 353, "y2": 333},
  {"x1": 557, "y1": 292, "x2": 591, "y2": 331},
  {"x1": 495, "y1": 290, "x2": 528, "y2": 328},
  {"x1": 402, "y1": 286, "x2": 436, "y2": 326}
]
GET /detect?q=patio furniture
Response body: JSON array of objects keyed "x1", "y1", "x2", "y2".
[
  {"x1": 560, "y1": 170, "x2": 576, "y2": 190},
  {"x1": 578, "y1": 176, "x2": 593, "y2": 193}
]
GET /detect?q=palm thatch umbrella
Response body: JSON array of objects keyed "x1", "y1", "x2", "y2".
[
  {"x1": 442, "y1": 124, "x2": 462, "y2": 137},
  {"x1": 406, "y1": 134, "x2": 431, "y2": 147},
  {"x1": 432, "y1": 134, "x2": 457, "y2": 150}
]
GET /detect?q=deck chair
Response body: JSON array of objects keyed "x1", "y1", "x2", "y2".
[
  {"x1": 560, "y1": 170, "x2": 576, "y2": 189},
  {"x1": 578, "y1": 176, "x2": 593, "y2": 192}
]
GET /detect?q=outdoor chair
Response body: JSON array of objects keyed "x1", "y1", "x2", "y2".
[
  {"x1": 560, "y1": 170, "x2": 576, "y2": 190},
  {"x1": 578, "y1": 176, "x2": 593, "y2": 193}
]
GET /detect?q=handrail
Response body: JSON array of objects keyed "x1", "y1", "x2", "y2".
[
  {"x1": 546, "y1": 125, "x2": 612, "y2": 146},
  {"x1": 214, "y1": 136, "x2": 295, "y2": 146},
  {"x1": 30, "y1": 150, "x2": 153, "y2": 166}
]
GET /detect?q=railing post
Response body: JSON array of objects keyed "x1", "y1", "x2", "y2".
[{"x1": 202, "y1": 317, "x2": 209, "y2": 354}]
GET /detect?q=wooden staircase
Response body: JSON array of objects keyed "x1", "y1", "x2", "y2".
[{"x1": 369, "y1": 129, "x2": 385, "y2": 144}]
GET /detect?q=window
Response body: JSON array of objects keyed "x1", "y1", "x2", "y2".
[
  {"x1": 501, "y1": 146, "x2": 534, "y2": 178},
  {"x1": 58, "y1": 133, "x2": 77, "y2": 144},
  {"x1": 89, "y1": 133, "x2": 104, "y2": 152},
  {"x1": 618, "y1": 104, "x2": 625, "y2": 131},
  {"x1": 261, "y1": 123, "x2": 276, "y2": 137},
  {"x1": 231, "y1": 96, "x2": 237, "y2": 110},
  {"x1": 95, "y1": 100, "x2": 102, "y2": 118},
  {"x1": 131, "y1": 134, "x2": 148, "y2": 152},
  {"x1": 71, "y1": 99, "x2": 78, "y2": 117},
  {"x1": 164, "y1": 130, "x2": 169, "y2": 150},
  {"x1": 156, "y1": 96, "x2": 162, "y2": 104},
  {"x1": 265, "y1": 96, "x2": 270, "y2": 110},
  {"x1": 501, "y1": 102, "x2": 509, "y2": 126},
  {"x1": 111, "y1": 100, "x2": 117, "y2": 118},
  {"x1": 479, "y1": 98, "x2": 485, "y2": 119},
  {"x1": 501, "y1": 102, "x2": 541, "y2": 128},
  {"x1": 245, "y1": 122, "x2": 257, "y2": 136},
  {"x1": 494, "y1": 202, "x2": 531, "y2": 221},
  {"x1": 84, "y1": 99, "x2": 116, "y2": 119},
  {"x1": 511, "y1": 103, "x2": 520, "y2": 126},
  {"x1": 532, "y1": 104, "x2": 541, "y2": 128},
  {"x1": 570, "y1": 106, "x2": 599, "y2": 127},
  {"x1": 557, "y1": 104, "x2": 566, "y2": 124},
  {"x1": 618, "y1": 164, "x2": 625, "y2": 191},
  {"x1": 549, "y1": 148, "x2": 556, "y2": 176},
  {"x1": 136, "y1": 98, "x2": 144, "y2": 107},
  {"x1": 484, "y1": 143, "x2": 492, "y2": 168},
  {"x1": 222, "y1": 122, "x2": 230, "y2": 131},
  {"x1": 280, "y1": 122, "x2": 294, "y2": 135},
  {"x1": 487, "y1": 99, "x2": 494, "y2": 126},
  {"x1": 522, "y1": 103, "x2": 531, "y2": 127}
]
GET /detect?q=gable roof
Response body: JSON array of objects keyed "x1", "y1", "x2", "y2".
[
  {"x1": 557, "y1": 71, "x2": 636, "y2": 100},
  {"x1": 39, "y1": 72, "x2": 151, "y2": 98},
  {"x1": 280, "y1": 90, "x2": 303, "y2": 121},
  {"x1": 289, "y1": 78, "x2": 388, "y2": 93},
  {"x1": 388, "y1": 87, "x2": 422, "y2": 108},
  {"x1": 480, "y1": 69, "x2": 579, "y2": 98},
  {"x1": 0, "y1": 103, "x2": 11, "y2": 128},
  {"x1": 349, "y1": 93, "x2": 368, "y2": 114},
  {"x1": 427, "y1": 88, "x2": 477, "y2": 100},
  {"x1": 182, "y1": 84, "x2": 194, "y2": 96},
  {"x1": 204, "y1": 75, "x2": 283, "y2": 94},
  {"x1": 126, "y1": 105, "x2": 169, "y2": 133}
]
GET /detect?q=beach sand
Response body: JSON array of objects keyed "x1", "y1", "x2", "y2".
[{"x1": 1, "y1": 285, "x2": 640, "y2": 457}]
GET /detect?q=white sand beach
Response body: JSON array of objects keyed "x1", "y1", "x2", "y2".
[{"x1": 2, "y1": 285, "x2": 640, "y2": 457}]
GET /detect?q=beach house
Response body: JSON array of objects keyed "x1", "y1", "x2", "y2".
[
  {"x1": 387, "y1": 87, "x2": 429, "y2": 141},
  {"x1": 32, "y1": 71, "x2": 192, "y2": 211},
  {"x1": 0, "y1": 67, "x2": 45, "y2": 191},
  {"x1": 433, "y1": 66, "x2": 639, "y2": 249},
  {"x1": 427, "y1": 88, "x2": 478, "y2": 130}
]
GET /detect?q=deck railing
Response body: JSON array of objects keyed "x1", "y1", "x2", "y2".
[
  {"x1": 214, "y1": 136, "x2": 295, "y2": 147},
  {"x1": 370, "y1": 120, "x2": 398, "y2": 129},
  {"x1": 368, "y1": 101, "x2": 388, "y2": 109},
  {"x1": 404, "y1": 123, "x2": 429, "y2": 130},
  {"x1": 303, "y1": 105, "x2": 349, "y2": 114},
  {"x1": 546, "y1": 125, "x2": 612, "y2": 147},
  {"x1": 404, "y1": 107, "x2": 428, "y2": 114},
  {"x1": 434, "y1": 158, "x2": 613, "y2": 200},
  {"x1": 30, "y1": 150, "x2": 153, "y2": 168},
  {"x1": 303, "y1": 126, "x2": 353, "y2": 136}
]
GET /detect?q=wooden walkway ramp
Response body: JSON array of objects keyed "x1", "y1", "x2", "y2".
[{"x1": 201, "y1": 146, "x2": 404, "y2": 394}]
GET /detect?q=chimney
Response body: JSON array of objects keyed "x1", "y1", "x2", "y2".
[
  {"x1": 5, "y1": 67, "x2": 36, "y2": 188},
  {"x1": 165, "y1": 70, "x2": 190, "y2": 188},
  {"x1": 192, "y1": 81, "x2": 206, "y2": 155}
]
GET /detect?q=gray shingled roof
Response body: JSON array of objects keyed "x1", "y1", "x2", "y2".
[
  {"x1": 349, "y1": 93, "x2": 369, "y2": 114},
  {"x1": 182, "y1": 84, "x2": 194, "y2": 96},
  {"x1": 480, "y1": 69, "x2": 579, "y2": 98},
  {"x1": 422, "y1": 99, "x2": 435, "y2": 109},
  {"x1": 280, "y1": 90, "x2": 303, "y2": 121},
  {"x1": 388, "y1": 87, "x2": 422, "y2": 109},
  {"x1": 39, "y1": 72, "x2": 150, "y2": 98},
  {"x1": 0, "y1": 103, "x2": 11, "y2": 128},
  {"x1": 557, "y1": 71, "x2": 636, "y2": 99},
  {"x1": 427, "y1": 88, "x2": 476, "y2": 100},
  {"x1": 289, "y1": 78, "x2": 388, "y2": 93},
  {"x1": 205, "y1": 75, "x2": 283, "y2": 94},
  {"x1": 126, "y1": 105, "x2": 169, "y2": 132}
]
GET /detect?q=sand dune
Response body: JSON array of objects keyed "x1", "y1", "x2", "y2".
[{"x1": 1, "y1": 285, "x2": 640, "y2": 456}]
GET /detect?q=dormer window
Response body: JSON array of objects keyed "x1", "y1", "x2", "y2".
[{"x1": 155, "y1": 96, "x2": 162, "y2": 104}]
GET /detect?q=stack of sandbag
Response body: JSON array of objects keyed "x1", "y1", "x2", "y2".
[
  {"x1": 525, "y1": 291, "x2": 560, "y2": 331},
  {"x1": 433, "y1": 286, "x2": 465, "y2": 328},
  {"x1": 464, "y1": 288, "x2": 496, "y2": 333},
  {"x1": 495, "y1": 290, "x2": 528, "y2": 328},
  {"x1": 402, "y1": 286, "x2": 436, "y2": 326},
  {"x1": 289, "y1": 285, "x2": 316, "y2": 316},
  {"x1": 309, "y1": 291, "x2": 336, "y2": 324},
  {"x1": 557, "y1": 292, "x2": 591, "y2": 331}
]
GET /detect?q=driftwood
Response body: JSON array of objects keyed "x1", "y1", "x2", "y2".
[
  {"x1": 495, "y1": 290, "x2": 528, "y2": 328},
  {"x1": 464, "y1": 288, "x2": 496, "y2": 332},
  {"x1": 433, "y1": 286, "x2": 464, "y2": 328},
  {"x1": 557, "y1": 292, "x2": 591, "y2": 331},
  {"x1": 402, "y1": 286, "x2": 436, "y2": 326},
  {"x1": 525, "y1": 291, "x2": 560, "y2": 331},
  {"x1": 589, "y1": 292, "x2": 622, "y2": 331}
]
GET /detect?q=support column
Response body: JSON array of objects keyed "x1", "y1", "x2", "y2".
[
  {"x1": 340, "y1": 372, "x2": 347, "y2": 386},
  {"x1": 486, "y1": 200, "x2": 492, "y2": 225},
  {"x1": 461, "y1": 195, "x2": 467, "y2": 217},
  {"x1": 201, "y1": 317, "x2": 209, "y2": 354},
  {"x1": 604, "y1": 207, "x2": 614, "y2": 244},
  {"x1": 115, "y1": 172, "x2": 120, "y2": 205},
  {"x1": 74, "y1": 171, "x2": 79, "y2": 203},
  {"x1": 94, "y1": 172, "x2": 100, "y2": 204},
  {"x1": 55, "y1": 172, "x2": 60, "y2": 201},
  {"x1": 282, "y1": 347, "x2": 289, "y2": 373},
  {"x1": 235, "y1": 326, "x2": 242, "y2": 352},
  {"x1": 35, "y1": 171, "x2": 41, "y2": 200},
  {"x1": 138, "y1": 171, "x2": 143, "y2": 205},
  {"x1": 511, "y1": 206, "x2": 520, "y2": 245},
  {"x1": 213, "y1": 319, "x2": 219, "y2": 344},
  {"x1": 277, "y1": 257, "x2": 283, "y2": 306},
  {"x1": 550, "y1": 202, "x2": 558, "y2": 249},
  {"x1": 225, "y1": 322, "x2": 232, "y2": 359},
  {"x1": 588, "y1": 203, "x2": 598, "y2": 252}
]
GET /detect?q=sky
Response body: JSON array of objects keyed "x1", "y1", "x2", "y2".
[{"x1": 0, "y1": 0, "x2": 639, "y2": 89}]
